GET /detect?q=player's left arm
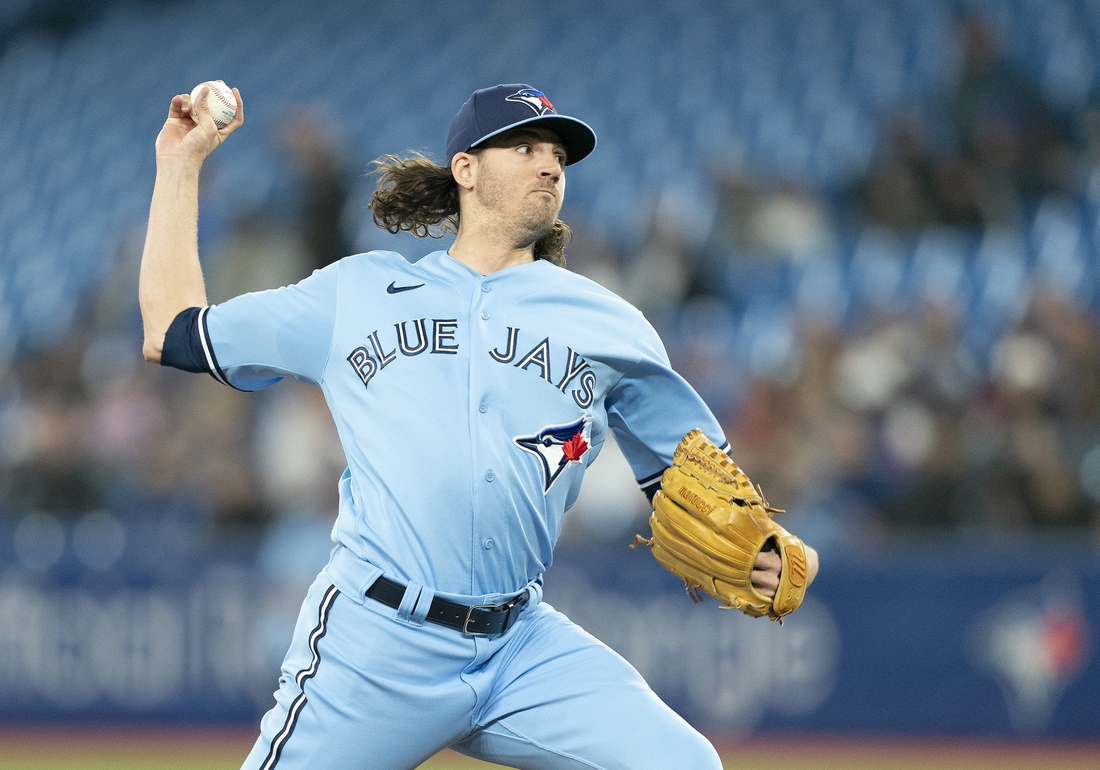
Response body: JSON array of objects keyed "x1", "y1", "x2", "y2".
[
  {"x1": 608, "y1": 315, "x2": 818, "y2": 593},
  {"x1": 604, "y1": 314, "x2": 728, "y2": 499}
]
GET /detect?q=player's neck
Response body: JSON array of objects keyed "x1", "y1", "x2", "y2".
[{"x1": 447, "y1": 229, "x2": 536, "y2": 276}]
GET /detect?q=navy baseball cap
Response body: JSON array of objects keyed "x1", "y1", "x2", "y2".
[{"x1": 445, "y1": 84, "x2": 596, "y2": 167}]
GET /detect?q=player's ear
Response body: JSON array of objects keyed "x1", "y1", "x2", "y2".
[{"x1": 451, "y1": 152, "x2": 476, "y2": 191}]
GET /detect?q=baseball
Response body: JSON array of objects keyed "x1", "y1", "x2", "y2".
[{"x1": 189, "y1": 80, "x2": 237, "y2": 129}]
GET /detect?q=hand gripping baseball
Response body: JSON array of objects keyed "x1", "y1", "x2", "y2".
[
  {"x1": 154, "y1": 82, "x2": 244, "y2": 165},
  {"x1": 632, "y1": 429, "x2": 811, "y2": 621}
]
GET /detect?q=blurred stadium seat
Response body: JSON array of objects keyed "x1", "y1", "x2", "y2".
[{"x1": 0, "y1": 0, "x2": 1094, "y2": 351}]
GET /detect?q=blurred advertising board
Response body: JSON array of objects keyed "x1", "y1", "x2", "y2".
[{"x1": 0, "y1": 542, "x2": 1096, "y2": 737}]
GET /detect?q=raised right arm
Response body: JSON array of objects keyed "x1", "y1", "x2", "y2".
[{"x1": 139, "y1": 83, "x2": 243, "y2": 363}]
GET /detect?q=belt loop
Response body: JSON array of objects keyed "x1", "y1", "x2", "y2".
[
  {"x1": 411, "y1": 585, "x2": 434, "y2": 625},
  {"x1": 525, "y1": 579, "x2": 544, "y2": 608},
  {"x1": 396, "y1": 581, "x2": 423, "y2": 625}
]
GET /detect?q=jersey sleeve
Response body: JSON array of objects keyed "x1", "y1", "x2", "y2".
[
  {"x1": 606, "y1": 316, "x2": 728, "y2": 500},
  {"x1": 161, "y1": 262, "x2": 339, "y2": 390}
]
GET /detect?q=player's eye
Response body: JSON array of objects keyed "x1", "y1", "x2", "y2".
[{"x1": 516, "y1": 144, "x2": 532, "y2": 154}]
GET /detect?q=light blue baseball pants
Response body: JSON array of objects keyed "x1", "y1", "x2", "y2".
[{"x1": 240, "y1": 547, "x2": 722, "y2": 770}]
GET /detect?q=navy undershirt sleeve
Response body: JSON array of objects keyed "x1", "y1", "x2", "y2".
[{"x1": 160, "y1": 307, "x2": 208, "y2": 373}]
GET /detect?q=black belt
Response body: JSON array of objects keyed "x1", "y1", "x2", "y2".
[{"x1": 365, "y1": 576, "x2": 527, "y2": 636}]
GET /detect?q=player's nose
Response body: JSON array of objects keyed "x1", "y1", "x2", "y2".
[{"x1": 537, "y1": 154, "x2": 563, "y2": 179}]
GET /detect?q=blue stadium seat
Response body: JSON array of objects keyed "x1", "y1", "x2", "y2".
[
  {"x1": 848, "y1": 228, "x2": 911, "y2": 316},
  {"x1": 910, "y1": 228, "x2": 974, "y2": 308}
]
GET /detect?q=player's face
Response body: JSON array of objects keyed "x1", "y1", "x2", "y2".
[{"x1": 471, "y1": 127, "x2": 567, "y2": 244}]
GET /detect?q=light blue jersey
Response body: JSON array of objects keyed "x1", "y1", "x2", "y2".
[
  {"x1": 198, "y1": 249, "x2": 726, "y2": 598},
  {"x1": 166, "y1": 250, "x2": 728, "y2": 769}
]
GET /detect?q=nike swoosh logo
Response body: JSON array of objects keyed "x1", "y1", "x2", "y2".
[{"x1": 386, "y1": 281, "x2": 425, "y2": 294}]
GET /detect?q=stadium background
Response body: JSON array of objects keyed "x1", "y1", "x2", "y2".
[{"x1": 1, "y1": 0, "x2": 1099, "y2": 767}]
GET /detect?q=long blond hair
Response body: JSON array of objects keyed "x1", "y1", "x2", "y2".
[{"x1": 367, "y1": 152, "x2": 571, "y2": 267}]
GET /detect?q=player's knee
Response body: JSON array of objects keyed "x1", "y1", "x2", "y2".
[
  {"x1": 638, "y1": 723, "x2": 721, "y2": 770},
  {"x1": 679, "y1": 730, "x2": 723, "y2": 770}
]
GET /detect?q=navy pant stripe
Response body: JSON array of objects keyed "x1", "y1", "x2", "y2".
[{"x1": 260, "y1": 584, "x2": 340, "y2": 770}]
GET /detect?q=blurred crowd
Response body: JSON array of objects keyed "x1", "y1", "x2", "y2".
[
  {"x1": 569, "y1": 222, "x2": 1100, "y2": 553},
  {"x1": 851, "y1": 13, "x2": 1087, "y2": 232},
  {"x1": 2, "y1": 10, "x2": 1100, "y2": 588}
]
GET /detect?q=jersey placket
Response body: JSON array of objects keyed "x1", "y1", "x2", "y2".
[{"x1": 467, "y1": 274, "x2": 503, "y2": 592}]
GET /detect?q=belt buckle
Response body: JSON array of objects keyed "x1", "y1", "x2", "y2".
[
  {"x1": 462, "y1": 603, "x2": 498, "y2": 637},
  {"x1": 462, "y1": 595, "x2": 524, "y2": 637}
]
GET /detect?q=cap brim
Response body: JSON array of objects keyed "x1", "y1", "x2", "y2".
[{"x1": 468, "y1": 114, "x2": 596, "y2": 166}]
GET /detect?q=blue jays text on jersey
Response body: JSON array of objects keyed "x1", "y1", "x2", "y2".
[
  {"x1": 161, "y1": 249, "x2": 726, "y2": 599},
  {"x1": 345, "y1": 319, "x2": 597, "y2": 409}
]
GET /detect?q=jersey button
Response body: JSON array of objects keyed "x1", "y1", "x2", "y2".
[
  {"x1": 481, "y1": 311, "x2": 490, "y2": 320},
  {"x1": 481, "y1": 284, "x2": 491, "y2": 293},
  {"x1": 479, "y1": 402, "x2": 488, "y2": 413},
  {"x1": 484, "y1": 539, "x2": 494, "y2": 550},
  {"x1": 485, "y1": 470, "x2": 495, "y2": 482}
]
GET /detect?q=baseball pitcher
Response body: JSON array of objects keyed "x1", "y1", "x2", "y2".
[{"x1": 139, "y1": 81, "x2": 818, "y2": 770}]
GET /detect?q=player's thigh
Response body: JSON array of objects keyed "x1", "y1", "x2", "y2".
[
  {"x1": 241, "y1": 576, "x2": 475, "y2": 770},
  {"x1": 454, "y1": 603, "x2": 722, "y2": 770}
]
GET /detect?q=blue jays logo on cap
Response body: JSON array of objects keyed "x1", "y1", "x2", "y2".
[
  {"x1": 505, "y1": 88, "x2": 556, "y2": 116},
  {"x1": 515, "y1": 415, "x2": 591, "y2": 493}
]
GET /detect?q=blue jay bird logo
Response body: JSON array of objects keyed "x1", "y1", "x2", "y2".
[
  {"x1": 515, "y1": 416, "x2": 591, "y2": 492},
  {"x1": 506, "y1": 88, "x2": 556, "y2": 116}
]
